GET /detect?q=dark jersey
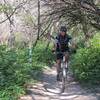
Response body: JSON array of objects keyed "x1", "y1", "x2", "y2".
[{"x1": 55, "y1": 34, "x2": 72, "y2": 52}]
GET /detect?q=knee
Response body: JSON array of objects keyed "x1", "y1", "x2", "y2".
[
  {"x1": 65, "y1": 54, "x2": 69, "y2": 61},
  {"x1": 57, "y1": 60, "x2": 61, "y2": 65}
]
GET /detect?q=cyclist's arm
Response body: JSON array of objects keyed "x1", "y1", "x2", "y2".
[{"x1": 52, "y1": 36, "x2": 58, "y2": 51}]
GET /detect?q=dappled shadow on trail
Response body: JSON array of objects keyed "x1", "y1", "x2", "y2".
[{"x1": 20, "y1": 67, "x2": 98, "y2": 100}]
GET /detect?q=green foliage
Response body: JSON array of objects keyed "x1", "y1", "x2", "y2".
[
  {"x1": 90, "y1": 33, "x2": 100, "y2": 48},
  {"x1": 0, "y1": 4, "x2": 13, "y2": 13},
  {"x1": 0, "y1": 41, "x2": 54, "y2": 99},
  {"x1": 0, "y1": 85, "x2": 25, "y2": 100},
  {"x1": 71, "y1": 33, "x2": 100, "y2": 84},
  {"x1": 0, "y1": 46, "x2": 31, "y2": 99},
  {"x1": 77, "y1": 39, "x2": 85, "y2": 48},
  {"x1": 32, "y1": 41, "x2": 55, "y2": 70}
]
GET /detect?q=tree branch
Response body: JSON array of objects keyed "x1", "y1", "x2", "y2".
[{"x1": 0, "y1": 0, "x2": 27, "y2": 24}]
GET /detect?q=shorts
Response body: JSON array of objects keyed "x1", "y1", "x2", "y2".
[{"x1": 56, "y1": 51, "x2": 69, "y2": 60}]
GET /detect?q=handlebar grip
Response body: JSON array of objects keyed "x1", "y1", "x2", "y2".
[{"x1": 52, "y1": 50, "x2": 55, "y2": 53}]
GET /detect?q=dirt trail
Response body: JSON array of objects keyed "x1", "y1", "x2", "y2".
[{"x1": 20, "y1": 67, "x2": 99, "y2": 100}]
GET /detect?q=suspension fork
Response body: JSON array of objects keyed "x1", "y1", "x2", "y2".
[{"x1": 61, "y1": 56, "x2": 67, "y2": 78}]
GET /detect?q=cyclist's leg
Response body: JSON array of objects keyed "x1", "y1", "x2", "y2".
[
  {"x1": 56, "y1": 59, "x2": 61, "y2": 74},
  {"x1": 56, "y1": 59, "x2": 61, "y2": 81},
  {"x1": 64, "y1": 51, "x2": 69, "y2": 65},
  {"x1": 56, "y1": 52, "x2": 63, "y2": 73},
  {"x1": 65, "y1": 52, "x2": 69, "y2": 68},
  {"x1": 56, "y1": 53, "x2": 62, "y2": 81}
]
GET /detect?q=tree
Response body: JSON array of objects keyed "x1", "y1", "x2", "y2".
[{"x1": 41, "y1": 0, "x2": 100, "y2": 37}]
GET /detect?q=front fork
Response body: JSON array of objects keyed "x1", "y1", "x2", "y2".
[{"x1": 61, "y1": 62, "x2": 68, "y2": 78}]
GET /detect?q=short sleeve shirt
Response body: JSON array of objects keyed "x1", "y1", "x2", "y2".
[{"x1": 55, "y1": 34, "x2": 72, "y2": 52}]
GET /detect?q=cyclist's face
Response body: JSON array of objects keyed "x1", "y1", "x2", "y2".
[{"x1": 60, "y1": 31, "x2": 66, "y2": 36}]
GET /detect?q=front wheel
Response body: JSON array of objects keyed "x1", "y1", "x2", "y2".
[
  {"x1": 61, "y1": 76, "x2": 66, "y2": 93},
  {"x1": 61, "y1": 67, "x2": 67, "y2": 93}
]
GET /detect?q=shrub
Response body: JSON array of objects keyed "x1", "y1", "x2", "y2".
[
  {"x1": 71, "y1": 33, "x2": 100, "y2": 84},
  {"x1": 32, "y1": 41, "x2": 55, "y2": 69},
  {"x1": 0, "y1": 46, "x2": 31, "y2": 99},
  {"x1": 0, "y1": 41, "x2": 54, "y2": 99}
]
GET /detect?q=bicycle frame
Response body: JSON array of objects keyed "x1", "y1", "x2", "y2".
[
  {"x1": 61, "y1": 55, "x2": 67, "y2": 78},
  {"x1": 59, "y1": 53, "x2": 68, "y2": 93},
  {"x1": 56, "y1": 52, "x2": 68, "y2": 78}
]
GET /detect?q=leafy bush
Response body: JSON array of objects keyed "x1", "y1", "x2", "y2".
[
  {"x1": 71, "y1": 33, "x2": 100, "y2": 84},
  {"x1": 0, "y1": 46, "x2": 31, "y2": 99},
  {"x1": 32, "y1": 41, "x2": 55, "y2": 69},
  {"x1": 0, "y1": 41, "x2": 54, "y2": 99}
]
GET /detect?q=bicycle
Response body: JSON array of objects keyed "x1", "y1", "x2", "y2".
[
  {"x1": 46, "y1": 33, "x2": 69, "y2": 93},
  {"x1": 55, "y1": 52, "x2": 69, "y2": 93}
]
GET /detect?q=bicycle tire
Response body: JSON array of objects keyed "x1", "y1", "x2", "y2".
[
  {"x1": 61, "y1": 76, "x2": 66, "y2": 93},
  {"x1": 61, "y1": 67, "x2": 67, "y2": 93}
]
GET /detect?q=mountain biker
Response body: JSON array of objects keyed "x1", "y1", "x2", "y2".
[{"x1": 52, "y1": 26, "x2": 72, "y2": 81}]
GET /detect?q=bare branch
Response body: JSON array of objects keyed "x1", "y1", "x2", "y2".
[{"x1": 0, "y1": 0, "x2": 27, "y2": 24}]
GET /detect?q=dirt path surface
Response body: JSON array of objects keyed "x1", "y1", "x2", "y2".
[{"x1": 20, "y1": 67, "x2": 99, "y2": 100}]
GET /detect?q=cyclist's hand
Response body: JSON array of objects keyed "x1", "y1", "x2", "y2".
[{"x1": 51, "y1": 48, "x2": 55, "y2": 53}]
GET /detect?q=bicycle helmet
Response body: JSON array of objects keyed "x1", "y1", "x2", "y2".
[{"x1": 60, "y1": 26, "x2": 67, "y2": 32}]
